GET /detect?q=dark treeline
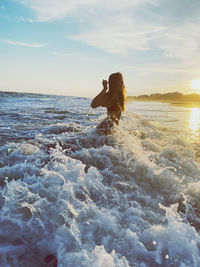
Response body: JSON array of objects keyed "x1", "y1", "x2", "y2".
[{"x1": 127, "y1": 92, "x2": 200, "y2": 102}]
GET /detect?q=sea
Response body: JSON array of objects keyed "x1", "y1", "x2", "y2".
[{"x1": 0, "y1": 91, "x2": 200, "y2": 267}]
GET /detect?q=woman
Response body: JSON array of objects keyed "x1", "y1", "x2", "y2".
[{"x1": 91, "y1": 72, "x2": 126, "y2": 129}]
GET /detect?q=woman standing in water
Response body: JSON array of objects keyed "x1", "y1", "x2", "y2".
[{"x1": 91, "y1": 72, "x2": 126, "y2": 133}]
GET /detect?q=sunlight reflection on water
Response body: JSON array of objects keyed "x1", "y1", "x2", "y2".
[{"x1": 189, "y1": 107, "x2": 200, "y2": 131}]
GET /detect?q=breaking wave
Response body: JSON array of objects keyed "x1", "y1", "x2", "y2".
[{"x1": 0, "y1": 92, "x2": 200, "y2": 266}]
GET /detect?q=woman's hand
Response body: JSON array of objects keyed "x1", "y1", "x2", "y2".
[{"x1": 102, "y1": 79, "x2": 108, "y2": 90}]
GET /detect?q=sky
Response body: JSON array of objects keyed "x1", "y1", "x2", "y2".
[{"x1": 0, "y1": 0, "x2": 200, "y2": 97}]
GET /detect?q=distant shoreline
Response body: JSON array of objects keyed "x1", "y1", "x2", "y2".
[
  {"x1": 127, "y1": 92, "x2": 200, "y2": 108},
  {"x1": 131, "y1": 99, "x2": 200, "y2": 108}
]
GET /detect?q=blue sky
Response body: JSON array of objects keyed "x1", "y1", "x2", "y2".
[{"x1": 0, "y1": 0, "x2": 200, "y2": 97}]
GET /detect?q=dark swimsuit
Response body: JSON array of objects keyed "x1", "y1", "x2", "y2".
[
  {"x1": 96, "y1": 107, "x2": 121, "y2": 135},
  {"x1": 107, "y1": 107, "x2": 121, "y2": 125}
]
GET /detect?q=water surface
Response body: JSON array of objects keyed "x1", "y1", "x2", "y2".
[{"x1": 0, "y1": 92, "x2": 200, "y2": 267}]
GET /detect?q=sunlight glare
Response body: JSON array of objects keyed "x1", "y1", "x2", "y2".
[
  {"x1": 189, "y1": 108, "x2": 200, "y2": 131},
  {"x1": 191, "y1": 78, "x2": 200, "y2": 90}
]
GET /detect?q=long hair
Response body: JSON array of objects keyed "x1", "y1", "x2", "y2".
[{"x1": 107, "y1": 72, "x2": 125, "y2": 111}]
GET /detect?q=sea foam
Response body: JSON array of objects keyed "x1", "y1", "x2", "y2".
[{"x1": 0, "y1": 93, "x2": 200, "y2": 266}]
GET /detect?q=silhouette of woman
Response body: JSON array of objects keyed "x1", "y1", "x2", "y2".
[{"x1": 91, "y1": 72, "x2": 125, "y2": 134}]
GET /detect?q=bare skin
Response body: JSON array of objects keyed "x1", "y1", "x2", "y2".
[
  {"x1": 102, "y1": 79, "x2": 108, "y2": 90},
  {"x1": 91, "y1": 73, "x2": 125, "y2": 128},
  {"x1": 91, "y1": 79, "x2": 110, "y2": 108}
]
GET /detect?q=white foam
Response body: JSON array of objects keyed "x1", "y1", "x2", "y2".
[{"x1": 1, "y1": 100, "x2": 200, "y2": 266}]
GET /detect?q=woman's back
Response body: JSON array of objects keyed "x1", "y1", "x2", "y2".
[{"x1": 91, "y1": 72, "x2": 126, "y2": 130}]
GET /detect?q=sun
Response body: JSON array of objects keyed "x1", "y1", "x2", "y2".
[{"x1": 191, "y1": 78, "x2": 200, "y2": 90}]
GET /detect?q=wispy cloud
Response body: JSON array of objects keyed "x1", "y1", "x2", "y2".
[
  {"x1": 156, "y1": 23, "x2": 200, "y2": 64},
  {"x1": 126, "y1": 65, "x2": 200, "y2": 75},
  {"x1": 71, "y1": 17, "x2": 166, "y2": 53},
  {"x1": 15, "y1": 0, "x2": 154, "y2": 22},
  {"x1": 14, "y1": 0, "x2": 200, "y2": 62},
  {"x1": 16, "y1": 16, "x2": 35, "y2": 23},
  {"x1": 15, "y1": 0, "x2": 81, "y2": 22},
  {"x1": 53, "y1": 51, "x2": 79, "y2": 57},
  {"x1": 15, "y1": 0, "x2": 161, "y2": 54},
  {"x1": 1, "y1": 39, "x2": 45, "y2": 48}
]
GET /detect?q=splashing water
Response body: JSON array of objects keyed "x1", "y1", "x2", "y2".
[{"x1": 0, "y1": 92, "x2": 200, "y2": 266}]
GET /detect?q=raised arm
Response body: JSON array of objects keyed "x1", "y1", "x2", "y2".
[{"x1": 91, "y1": 80, "x2": 108, "y2": 108}]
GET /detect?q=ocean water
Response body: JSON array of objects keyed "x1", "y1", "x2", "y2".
[{"x1": 1, "y1": 91, "x2": 200, "y2": 267}]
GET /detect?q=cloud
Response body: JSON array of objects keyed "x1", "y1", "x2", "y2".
[
  {"x1": 14, "y1": 0, "x2": 200, "y2": 62},
  {"x1": 53, "y1": 51, "x2": 79, "y2": 56},
  {"x1": 16, "y1": 16, "x2": 35, "y2": 23},
  {"x1": 126, "y1": 65, "x2": 200, "y2": 75},
  {"x1": 14, "y1": 0, "x2": 87, "y2": 21},
  {"x1": 71, "y1": 15, "x2": 166, "y2": 53},
  {"x1": 15, "y1": 0, "x2": 154, "y2": 21},
  {"x1": 1, "y1": 39, "x2": 45, "y2": 48},
  {"x1": 156, "y1": 23, "x2": 200, "y2": 64},
  {"x1": 155, "y1": 0, "x2": 200, "y2": 25},
  {"x1": 14, "y1": 0, "x2": 162, "y2": 54}
]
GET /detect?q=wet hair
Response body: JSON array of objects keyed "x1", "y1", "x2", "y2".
[{"x1": 107, "y1": 72, "x2": 125, "y2": 111}]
